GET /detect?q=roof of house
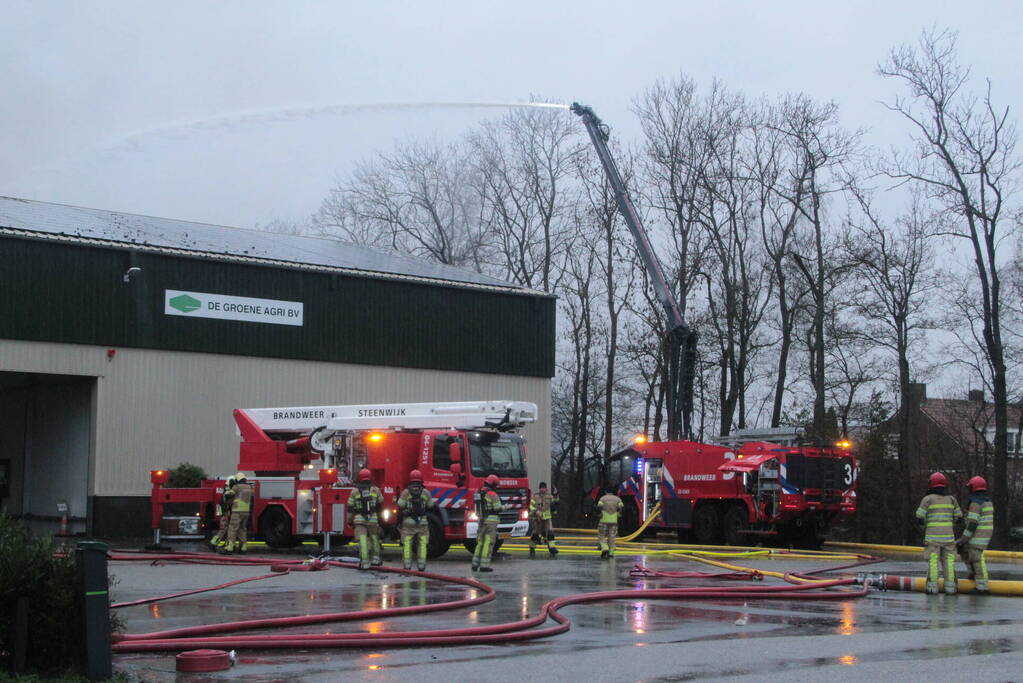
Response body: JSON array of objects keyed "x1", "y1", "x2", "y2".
[
  {"x1": 918, "y1": 398, "x2": 1023, "y2": 451},
  {"x1": 0, "y1": 195, "x2": 536, "y2": 294}
]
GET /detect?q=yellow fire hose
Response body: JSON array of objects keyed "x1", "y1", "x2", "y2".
[{"x1": 826, "y1": 541, "x2": 1023, "y2": 561}]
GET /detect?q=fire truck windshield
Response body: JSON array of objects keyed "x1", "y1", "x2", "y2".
[{"x1": 469, "y1": 434, "x2": 526, "y2": 478}]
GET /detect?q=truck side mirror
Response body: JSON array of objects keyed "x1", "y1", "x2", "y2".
[
  {"x1": 449, "y1": 442, "x2": 462, "y2": 463},
  {"x1": 450, "y1": 462, "x2": 464, "y2": 486}
]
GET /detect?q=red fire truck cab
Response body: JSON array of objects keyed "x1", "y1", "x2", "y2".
[
  {"x1": 150, "y1": 400, "x2": 536, "y2": 557},
  {"x1": 605, "y1": 430, "x2": 857, "y2": 547}
]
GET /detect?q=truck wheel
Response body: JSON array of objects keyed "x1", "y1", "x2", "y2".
[
  {"x1": 723, "y1": 506, "x2": 749, "y2": 547},
  {"x1": 260, "y1": 507, "x2": 296, "y2": 549},
  {"x1": 692, "y1": 504, "x2": 721, "y2": 545},
  {"x1": 426, "y1": 516, "x2": 450, "y2": 559}
]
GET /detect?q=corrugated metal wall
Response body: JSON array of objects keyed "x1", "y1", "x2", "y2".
[
  {"x1": 0, "y1": 339, "x2": 551, "y2": 496},
  {"x1": 0, "y1": 237, "x2": 556, "y2": 378}
]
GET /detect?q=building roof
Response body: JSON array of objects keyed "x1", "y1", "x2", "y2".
[
  {"x1": 0, "y1": 195, "x2": 536, "y2": 294},
  {"x1": 918, "y1": 398, "x2": 1023, "y2": 451}
]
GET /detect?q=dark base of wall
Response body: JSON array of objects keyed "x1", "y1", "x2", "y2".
[{"x1": 89, "y1": 496, "x2": 151, "y2": 538}]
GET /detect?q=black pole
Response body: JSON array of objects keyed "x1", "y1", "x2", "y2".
[{"x1": 76, "y1": 540, "x2": 112, "y2": 681}]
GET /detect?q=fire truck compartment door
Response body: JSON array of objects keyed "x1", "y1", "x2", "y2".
[
  {"x1": 718, "y1": 454, "x2": 776, "y2": 473},
  {"x1": 660, "y1": 498, "x2": 692, "y2": 525}
]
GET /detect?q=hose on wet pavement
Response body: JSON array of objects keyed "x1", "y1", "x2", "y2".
[{"x1": 109, "y1": 551, "x2": 867, "y2": 652}]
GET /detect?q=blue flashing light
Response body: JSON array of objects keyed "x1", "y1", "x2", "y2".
[{"x1": 634, "y1": 458, "x2": 644, "y2": 474}]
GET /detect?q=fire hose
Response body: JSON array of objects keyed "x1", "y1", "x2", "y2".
[{"x1": 108, "y1": 552, "x2": 866, "y2": 652}]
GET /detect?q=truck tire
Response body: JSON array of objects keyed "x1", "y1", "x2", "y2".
[
  {"x1": 692, "y1": 504, "x2": 721, "y2": 545},
  {"x1": 426, "y1": 516, "x2": 450, "y2": 559},
  {"x1": 723, "y1": 505, "x2": 749, "y2": 547},
  {"x1": 260, "y1": 506, "x2": 297, "y2": 549}
]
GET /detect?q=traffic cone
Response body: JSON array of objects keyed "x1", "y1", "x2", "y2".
[{"x1": 57, "y1": 511, "x2": 71, "y2": 537}]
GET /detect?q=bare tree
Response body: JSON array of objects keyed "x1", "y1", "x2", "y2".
[
  {"x1": 468, "y1": 105, "x2": 582, "y2": 292},
  {"x1": 773, "y1": 94, "x2": 861, "y2": 437},
  {"x1": 314, "y1": 139, "x2": 489, "y2": 268},
  {"x1": 880, "y1": 28, "x2": 1021, "y2": 544},
  {"x1": 844, "y1": 186, "x2": 941, "y2": 540}
]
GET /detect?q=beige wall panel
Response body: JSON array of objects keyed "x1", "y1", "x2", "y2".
[{"x1": 0, "y1": 339, "x2": 551, "y2": 496}]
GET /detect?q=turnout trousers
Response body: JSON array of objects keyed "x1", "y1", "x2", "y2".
[
  {"x1": 472, "y1": 518, "x2": 499, "y2": 569},
  {"x1": 924, "y1": 542, "x2": 957, "y2": 594},
  {"x1": 401, "y1": 520, "x2": 429, "y2": 570},
  {"x1": 598, "y1": 522, "x2": 619, "y2": 557}
]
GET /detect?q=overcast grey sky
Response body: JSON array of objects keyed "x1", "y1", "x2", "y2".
[{"x1": 2, "y1": 1, "x2": 1020, "y2": 229}]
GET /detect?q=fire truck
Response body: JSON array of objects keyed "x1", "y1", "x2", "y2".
[
  {"x1": 607, "y1": 430, "x2": 857, "y2": 547},
  {"x1": 150, "y1": 400, "x2": 535, "y2": 557}
]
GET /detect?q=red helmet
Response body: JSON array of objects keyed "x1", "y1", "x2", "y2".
[
  {"x1": 409, "y1": 469, "x2": 423, "y2": 483},
  {"x1": 968, "y1": 475, "x2": 987, "y2": 492},
  {"x1": 485, "y1": 474, "x2": 499, "y2": 487},
  {"x1": 358, "y1": 468, "x2": 372, "y2": 482},
  {"x1": 928, "y1": 472, "x2": 948, "y2": 488}
]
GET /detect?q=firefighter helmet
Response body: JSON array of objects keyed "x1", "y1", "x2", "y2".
[
  {"x1": 235, "y1": 472, "x2": 247, "y2": 482},
  {"x1": 928, "y1": 471, "x2": 948, "y2": 488},
  {"x1": 409, "y1": 469, "x2": 423, "y2": 483},
  {"x1": 358, "y1": 468, "x2": 372, "y2": 482},
  {"x1": 538, "y1": 481, "x2": 548, "y2": 490},
  {"x1": 485, "y1": 474, "x2": 500, "y2": 488},
  {"x1": 968, "y1": 475, "x2": 988, "y2": 492}
]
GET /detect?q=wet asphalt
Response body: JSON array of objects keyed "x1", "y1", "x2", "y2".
[{"x1": 109, "y1": 539, "x2": 1023, "y2": 682}]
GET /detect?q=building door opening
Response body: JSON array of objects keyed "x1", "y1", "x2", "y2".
[{"x1": 0, "y1": 372, "x2": 95, "y2": 535}]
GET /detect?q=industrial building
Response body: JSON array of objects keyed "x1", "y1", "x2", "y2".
[{"x1": 0, "y1": 196, "x2": 555, "y2": 537}]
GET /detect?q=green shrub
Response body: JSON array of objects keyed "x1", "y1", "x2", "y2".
[
  {"x1": 167, "y1": 462, "x2": 207, "y2": 488},
  {"x1": 0, "y1": 515, "x2": 120, "y2": 677}
]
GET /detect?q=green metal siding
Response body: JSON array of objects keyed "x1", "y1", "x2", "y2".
[{"x1": 0, "y1": 237, "x2": 556, "y2": 377}]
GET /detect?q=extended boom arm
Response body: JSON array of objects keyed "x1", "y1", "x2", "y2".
[{"x1": 571, "y1": 102, "x2": 697, "y2": 440}]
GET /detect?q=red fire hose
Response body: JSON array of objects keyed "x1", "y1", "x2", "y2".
[{"x1": 109, "y1": 552, "x2": 865, "y2": 652}]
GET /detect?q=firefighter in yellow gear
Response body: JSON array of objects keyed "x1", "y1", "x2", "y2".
[
  {"x1": 596, "y1": 487, "x2": 624, "y2": 560},
  {"x1": 528, "y1": 482, "x2": 559, "y2": 558},
  {"x1": 348, "y1": 468, "x2": 384, "y2": 570},
  {"x1": 472, "y1": 474, "x2": 503, "y2": 572},
  {"x1": 397, "y1": 470, "x2": 436, "y2": 571},
  {"x1": 222, "y1": 473, "x2": 253, "y2": 554},
  {"x1": 915, "y1": 471, "x2": 963, "y2": 594},
  {"x1": 208, "y1": 476, "x2": 236, "y2": 548},
  {"x1": 957, "y1": 475, "x2": 994, "y2": 593}
]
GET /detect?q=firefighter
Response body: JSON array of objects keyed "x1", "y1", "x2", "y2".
[
  {"x1": 596, "y1": 486, "x2": 624, "y2": 560},
  {"x1": 957, "y1": 475, "x2": 994, "y2": 593},
  {"x1": 471, "y1": 474, "x2": 503, "y2": 572},
  {"x1": 915, "y1": 471, "x2": 963, "y2": 594},
  {"x1": 528, "y1": 482, "x2": 559, "y2": 558},
  {"x1": 348, "y1": 468, "x2": 384, "y2": 570},
  {"x1": 397, "y1": 469, "x2": 435, "y2": 571},
  {"x1": 208, "y1": 476, "x2": 235, "y2": 549},
  {"x1": 221, "y1": 473, "x2": 253, "y2": 554}
]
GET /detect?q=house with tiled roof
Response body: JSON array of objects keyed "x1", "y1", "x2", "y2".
[{"x1": 884, "y1": 383, "x2": 1023, "y2": 497}]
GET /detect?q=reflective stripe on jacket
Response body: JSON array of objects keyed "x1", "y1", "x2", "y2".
[
  {"x1": 597, "y1": 494, "x2": 623, "y2": 524},
  {"x1": 964, "y1": 497, "x2": 994, "y2": 548},
  {"x1": 915, "y1": 493, "x2": 962, "y2": 544},
  {"x1": 481, "y1": 489, "x2": 503, "y2": 520},
  {"x1": 530, "y1": 491, "x2": 556, "y2": 520},
  {"x1": 230, "y1": 482, "x2": 253, "y2": 513}
]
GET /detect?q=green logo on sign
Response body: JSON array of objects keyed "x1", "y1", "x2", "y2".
[{"x1": 169, "y1": 294, "x2": 202, "y2": 313}]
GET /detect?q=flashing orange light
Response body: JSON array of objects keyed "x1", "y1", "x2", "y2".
[
  {"x1": 737, "y1": 454, "x2": 744, "y2": 459},
  {"x1": 634, "y1": 435, "x2": 648, "y2": 445},
  {"x1": 836, "y1": 440, "x2": 852, "y2": 449},
  {"x1": 150, "y1": 469, "x2": 169, "y2": 485},
  {"x1": 369, "y1": 433, "x2": 383, "y2": 443}
]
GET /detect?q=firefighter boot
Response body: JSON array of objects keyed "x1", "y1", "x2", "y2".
[
  {"x1": 478, "y1": 566, "x2": 493, "y2": 572},
  {"x1": 600, "y1": 550, "x2": 609, "y2": 560},
  {"x1": 549, "y1": 542, "x2": 558, "y2": 558},
  {"x1": 529, "y1": 547, "x2": 536, "y2": 558}
]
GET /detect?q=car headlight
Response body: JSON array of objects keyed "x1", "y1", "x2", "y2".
[
  {"x1": 519, "y1": 509, "x2": 529, "y2": 520},
  {"x1": 468, "y1": 511, "x2": 479, "y2": 521},
  {"x1": 382, "y1": 509, "x2": 392, "y2": 522}
]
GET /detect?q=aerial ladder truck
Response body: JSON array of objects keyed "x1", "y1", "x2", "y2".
[
  {"x1": 571, "y1": 103, "x2": 856, "y2": 547},
  {"x1": 150, "y1": 400, "x2": 535, "y2": 557}
]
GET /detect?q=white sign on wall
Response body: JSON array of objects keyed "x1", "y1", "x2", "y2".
[{"x1": 164, "y1": 289, "x2": 304, "y2": 326}]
